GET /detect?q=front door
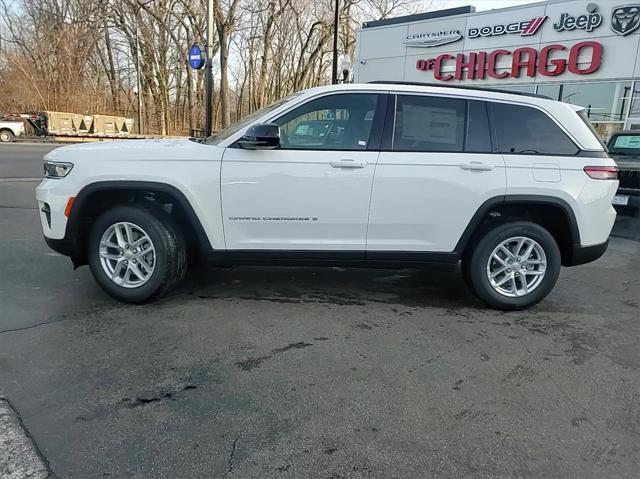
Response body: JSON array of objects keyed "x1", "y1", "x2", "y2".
[{"x1": 221, "y1": 92, "x2": 386, "y2": 251}]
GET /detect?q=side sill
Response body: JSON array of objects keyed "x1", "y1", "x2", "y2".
[{"x1": 204, "y1": 250, "x2": 460, "y2": 271}]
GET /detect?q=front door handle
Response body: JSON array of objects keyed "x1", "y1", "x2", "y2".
[
  {"x1": 460, "y1": 161, "x2": 494, "y2": 171},
  {"x1": 330, "y1": 159, "x2": 367, "y2": 169}
]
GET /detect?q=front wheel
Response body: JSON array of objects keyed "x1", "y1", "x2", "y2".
[
  {"x1": 463, "y1": 221, "x2": 561, "y2": 310},
  {"x1": 88, "y1": 204, "x2": 187, "y2": 303},
  {"x1": 0, "y1": 130, "x2": 14, "y2": 142}
]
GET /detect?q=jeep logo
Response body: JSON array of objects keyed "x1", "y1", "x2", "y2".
[{"x1": 553, "y1": 3, "x2": 602, "y2": 32}]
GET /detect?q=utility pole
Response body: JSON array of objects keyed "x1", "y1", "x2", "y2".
[
  {"x1": 135, "y1": 17, "x2": 143, "y2": 134},
  {"x1": 332, "y1": 0, "x2": 339, "y2": 84},
  {"x1": 205, "y1": 0, "x2": 214, "y2": 136},
  {"x1": 133, "y1": 0, "x2": 152, "y2": 134}
]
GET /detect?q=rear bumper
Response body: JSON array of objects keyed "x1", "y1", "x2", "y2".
[{"x1": 565, "y1": 240, "x2": 609, "y2": 266}]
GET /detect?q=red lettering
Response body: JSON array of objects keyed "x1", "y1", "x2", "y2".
[
  {"x1": 538, "y1": 44, "x2": 566, "y2": 76},
  {"x1": 568, "y1": 41, "x2": 602, "y2": 75},
  {"x1": 488, "y1": 49, "x2": 510, "y2": 79},
  {"x1": 455, "y1": 53, "x2": 477, "y2": 80},
  {"x1": 414, "y1": 42, "x2": 603, "y2": 80},
  {"x1": 511, "y1": 47, "x2": 537, "y2": 78},
  {"x1": 476, "y1": 52, "x2": 487, "y2": 79},
  {"x1": 434, "y1": 54, "x2": 455, "y2": 81}
]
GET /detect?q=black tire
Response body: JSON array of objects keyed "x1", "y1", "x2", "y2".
[
  {"x1": 88, "y1": 204, "x2": 187, "y2": 303},
  {"x1": 0, "y1": 129, "x2": 14, "y2": 143},
  {"x1": 463, "y1": 221, "x2": 561, "y2": 310}
]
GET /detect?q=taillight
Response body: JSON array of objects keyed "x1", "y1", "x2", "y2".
[{"x1": 584, "y1": 166, "x2": 618, "y2": 180}]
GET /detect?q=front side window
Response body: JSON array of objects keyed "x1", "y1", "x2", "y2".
[
  {"x1": 274, "y1": 94, "x2": 380, "y2": 150},
  {"x1": 491, "y1": 103, "x2": 578, "y2": 155}
]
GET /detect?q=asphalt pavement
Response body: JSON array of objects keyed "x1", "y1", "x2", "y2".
[{"x1": 0, "y1": 143, "x2": 639, "y2": 478}]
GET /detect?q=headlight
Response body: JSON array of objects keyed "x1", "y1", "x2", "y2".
[{"x1": 44, "y1": 161, "x2": 74, "y2": 178}]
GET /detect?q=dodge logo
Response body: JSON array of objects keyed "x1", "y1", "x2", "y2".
[{"x1": 611, "y1": 5, "x2": 640, "y2": 36}]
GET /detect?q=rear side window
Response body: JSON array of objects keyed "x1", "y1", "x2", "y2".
[
  {"x1": 393, "y1": 95, "x2": 465, "y2": 152},
  {"x1": 491, "y1": 103, "x2": 578, "y2": 155},
  {"x1": 392, "y1": 95, "x2": 492, "y2": 153}
]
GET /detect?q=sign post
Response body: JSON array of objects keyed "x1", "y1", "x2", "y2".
[{"x1": 205, "y1": 0, "x2": 214, "y2": 137}]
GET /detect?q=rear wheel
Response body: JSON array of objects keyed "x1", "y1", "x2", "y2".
[
  {"x1": 88, "y1": 205, "x2": 187, "y2": 303},
  {"x1": 0, "y1": 130, "x2": 14, "y2": 142},
  {"x1": 463, "y1": 221, "x2": 561, "y2": 310}
]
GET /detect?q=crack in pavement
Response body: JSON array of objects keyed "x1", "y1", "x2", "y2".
[
  {"x1": 74, "y1": 384, "x2": 201, "y2": 423},
  {"x1": 235, "y1": 342, "x2": 313, "y2": 371},
  {"x1": 0, "y1": 395, "x2": 52, "y2": 479},
  {"x1": 226, "y1": 434, "x2": 242, "y2": 475},
  {"x1": 0, "y1": 303, "x2": 131, "y2": 335}
]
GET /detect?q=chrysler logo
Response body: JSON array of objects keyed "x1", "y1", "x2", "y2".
[
  {"x1": 404, "y1": 30, "x2": 462, "y2": 48},
  {"x1": 611, "y1": 5, "x2": 640, "y2": 35}
]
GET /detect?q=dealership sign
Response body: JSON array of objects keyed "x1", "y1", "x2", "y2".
[
  {"x1": 404, "y1": 30, "x2": 462, "y2": 47},
  {"x1": 415, "y1": 41, "x2": 602, "y2": 81},
  {"x1": 468, "y1": 16, "x2": 547, "y2": 38},
  {"x1": 553, "y1": 4, "x2": 602, "y2": 32},
  {"x1": 611, "y1": 5, "x2": 640, "y2": 35}
]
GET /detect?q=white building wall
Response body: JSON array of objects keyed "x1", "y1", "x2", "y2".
[{"x1": 355, "y1": 0, "x2": 640, "y2": 86}]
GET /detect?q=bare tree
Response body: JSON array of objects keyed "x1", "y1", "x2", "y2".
[{"x1": 0, "y1": 0, "x2": 431, "y2": 133}]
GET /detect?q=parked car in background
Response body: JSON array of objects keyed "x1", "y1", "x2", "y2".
[
  {"x1": 607, "y1": 131, "x2": 640, "y2": 215},
  {"x1": 0, "y1": 118, "x2": 24, "y2": 142}
]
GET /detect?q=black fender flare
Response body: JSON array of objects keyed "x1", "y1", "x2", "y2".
[
  {"x1": 64, "y1": 181, "x2": 212, "y2": 266},
  {"x1": 454, "y1": 194, "x2": 581, "y2": 254}
]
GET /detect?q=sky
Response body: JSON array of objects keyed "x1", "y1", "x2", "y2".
[{"x1": 437, "y1": 0, "x2": 538, "y2": 12}]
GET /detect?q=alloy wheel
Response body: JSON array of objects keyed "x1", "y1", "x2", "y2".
[
  {"x1": 486, "y1": 236, "x2": 547, "y2": 298},
  {"x1": 98, "y1": 222, "x2": 156, "y2": 288}
]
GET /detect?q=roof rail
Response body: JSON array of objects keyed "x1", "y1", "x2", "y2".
[{"x1": 367, "y1": 81, "x2": 551, "y2": 100}]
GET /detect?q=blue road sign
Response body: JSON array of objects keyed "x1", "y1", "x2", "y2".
[{"x1": 189, "y1": 44, "x2": 205, "y2": 70}]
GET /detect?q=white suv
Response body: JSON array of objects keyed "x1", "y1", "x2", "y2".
[{"x1": 36, "y1": 82, "x2": 618, "y2": 309}]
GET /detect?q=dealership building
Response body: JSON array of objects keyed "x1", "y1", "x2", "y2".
[{"x1": 354, "y1": 0, "x2": 640, "y2": 139}]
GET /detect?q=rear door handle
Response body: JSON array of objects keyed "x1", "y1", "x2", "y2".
[
  {"x1": 460, "y1": 161, "x2": 494, "y2": 171},
  {"x1": 330, "y1": 159, "x2": 367, "y2": 169}
]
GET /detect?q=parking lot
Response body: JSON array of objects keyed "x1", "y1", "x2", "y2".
[{"x1": 0, "y1": 142, "x2": 639, "y2": 478}]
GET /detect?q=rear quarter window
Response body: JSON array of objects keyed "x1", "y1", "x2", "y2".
[{"x1": 491, "y1": 103, "x2": 578, "y2": 156}]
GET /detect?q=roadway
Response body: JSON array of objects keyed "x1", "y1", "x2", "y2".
[{"x1": 0, "y1": 142, "x2": 639, "y2": 478}]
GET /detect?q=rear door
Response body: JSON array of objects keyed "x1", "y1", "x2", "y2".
[{"x1": 367, "y1": 94, "x2": 506, "y2": 252}]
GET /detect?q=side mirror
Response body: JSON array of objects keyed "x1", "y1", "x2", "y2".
[{"x1": 237, "y1": 123, "x2": 280, "y2": 150}]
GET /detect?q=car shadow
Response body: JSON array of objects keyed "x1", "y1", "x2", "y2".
[{"x1": 173, "y1": 264, "x2": 483, "y2": 310}]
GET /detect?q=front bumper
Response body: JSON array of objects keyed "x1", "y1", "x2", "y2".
[{"x1": 36, "y1": 178, "x2": 73, "y2": 240}]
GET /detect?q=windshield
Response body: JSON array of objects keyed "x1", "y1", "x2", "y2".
[
  {"x1": 205, "y1": 94, "x2": 299, "y2": 145},
  {"x1": 609, "y1": 134, "x2": 640, "y2": 156}
]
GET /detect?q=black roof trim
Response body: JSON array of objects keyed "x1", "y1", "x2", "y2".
[
  {"x1": 368, "y1": 81, "x2": 552, "y2": 100},
  {"x1": 362, "y1": 6, "x2": 474, "y2": 29}
]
